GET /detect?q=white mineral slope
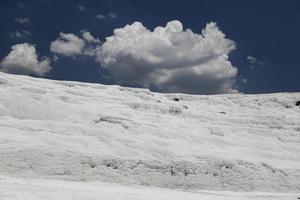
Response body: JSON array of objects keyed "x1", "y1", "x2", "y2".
[
  {"x1": 0, "y1": 175, "x2": 298, "y2": 200},
  {"x1": 0, "y1": 72, "x2": 299, "y2": 193}
]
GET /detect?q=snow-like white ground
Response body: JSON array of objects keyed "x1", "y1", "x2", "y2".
[
  {"x1": 0, "y1": 175, "x2": 298, "y2": 200},
  {"x1": 0, "y1": 72, "x2": 299, "y2": 199}
]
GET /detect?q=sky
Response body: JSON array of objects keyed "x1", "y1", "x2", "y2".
[{"x1": 0, "y1": 0, "x2": 299, "y2": 94}]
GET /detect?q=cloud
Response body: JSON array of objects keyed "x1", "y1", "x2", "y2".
[
  {"x1": 81, "y1": 31, "x2": 100, "y2": 43},
  {"x1": 247, "y1": 56, "x2": 267, "y2": 69},
  {"x1": 108, "y1": 12, "x2": 117, "y2": 18},
  {"x1": 77, "y1": 5, "x2": 86, "y2": 12},
  {"x1": 50, "y1": 31, "x2": 100, "y2": 57},
  {"x1": 95, "y1": 12, "x2": 117, "y2": 20},
  {"x1": 14, "y1": 17, "x2": 30, "y2": 24},
  {"x1": 96, "y1": 20, "x2": 238, "y2": 94},
  {"x1": 50, "y1": 33, "x2": 85, "y2": 56},
  {"x1": 9, "y1": 30, "x2": 31, "y2": 40},
  {"x1": 247, "y1": 56, "x2": 256, "y2": 64},
  {"x1": 95, "y1": 14, "x2": 107, "y2": 20},
  {"x1": 53, "y1": 55, "x2": 59, "y2": 62},
  {"x1": 0, "y1": 43, "x2": 51, "y2": 76}
]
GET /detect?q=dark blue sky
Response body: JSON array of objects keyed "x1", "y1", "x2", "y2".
[{"x1": 0, "y1": 0, "x2": 300, "y2": 94}]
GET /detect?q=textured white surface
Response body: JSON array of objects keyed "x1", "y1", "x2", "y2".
[
  {"x1": 0, "y1": 72, "x2": 299, "y2": 198},
  {"x1": 0, "y1": 176, "x2": 297, "y2": 200}
]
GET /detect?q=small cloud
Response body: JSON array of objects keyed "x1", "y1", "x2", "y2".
[
  {"x1": 108, "y1": 12, "x2": 117, "y2": 18},
  {"x1": 14, "y1": 17, "x2": 30, "y2": 24},
  {"x1": 0, "y1": 43, "x2": 51, "y2": 76},
  {"x1": 246, "y1": 56, "x2": 267, "y2": 69},
  {"x1": 53, "y1": 55, "x2": 59, "y2": 62},
  {"x1": 81, "y1": 31, "x2": 100, "y2": 43},
  {"x1": 95, "y1": 14, "x2": 107, "y2": 20},
  {"x1": 95, "y1": 12, "x2": 117, "y2": 20},
  {"x1": 242, "y1": 78, "x2": 248, "y2": 84},
  {"x1": 9, "y1": 30, "x2": 31, "y2": 40},
  {"x1": 246, "y1": 56, "x2": 256, "y2": 64},
  {"x1": 77, "y1": 5, "x2": 86, "y2": 12},
  {"x1": 50, "y1": 33, "x2": 85, "y2": 57},
  {"x1": 50, "y1": 31, "x2": 100, "y2": 57},
  {"x1": 246, "y1": 56, "x2": 257, "y2": 69}
]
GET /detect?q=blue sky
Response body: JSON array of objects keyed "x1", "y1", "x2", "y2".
[{"x1": 0, "y1": 0, "x2": 299, "y2": 94}]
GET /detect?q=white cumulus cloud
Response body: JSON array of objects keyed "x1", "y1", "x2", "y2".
[
  {"x1": 50, "y1": 33, "x2": 85, "y2": 56},
  {"x1": 50, "y1": 32, "x2": 100, "y2": 57},
  {"x1": 96, "y1": 20, "x2": 238, "y2": 94},
  {"x1": 0, "y1": 43, "x2": 51, "y2": 76}
]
